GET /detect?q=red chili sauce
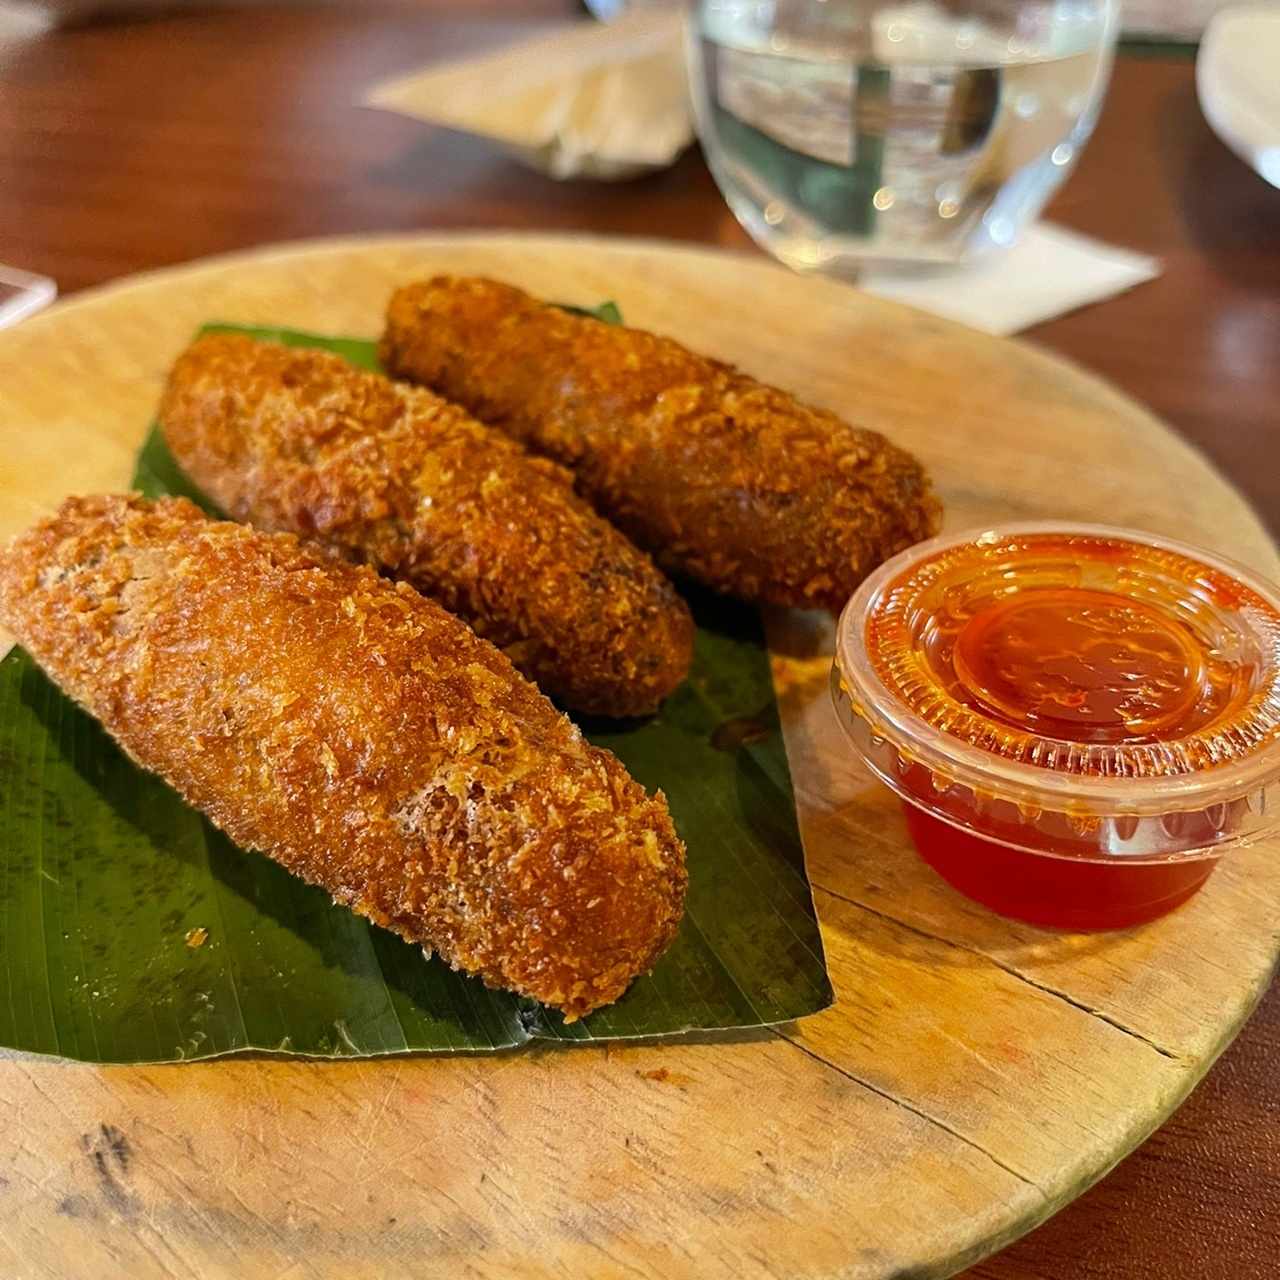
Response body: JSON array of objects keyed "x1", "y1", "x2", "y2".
[{"x1": 852, "y1": 530, "x2": 1280, "y2": 929}]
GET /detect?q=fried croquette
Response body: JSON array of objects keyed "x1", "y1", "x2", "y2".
[
  {"x1": 0, "y1": 495, "x2": 687, "y2": 1019},
  {"x1": 380, "y1": 276, "x2": 943, "y2": 613},
  {"x1": 159, "y1": 333, "x2": 693, "y2": 719}
]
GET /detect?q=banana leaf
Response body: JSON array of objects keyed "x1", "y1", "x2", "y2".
[{"x1": 0, "y1": 317, "x2": 833, "y2": 1063}]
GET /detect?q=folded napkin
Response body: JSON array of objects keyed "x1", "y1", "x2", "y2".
[
  {"x1": 364, "y1": 10, "x2": 691, "y2": 181},
  {"x1": 0, "y1": 263, "x2": 56, "y2": 329},
  {"x1": 859, "y1": 224, "x2": 1161, "y2": 335}
]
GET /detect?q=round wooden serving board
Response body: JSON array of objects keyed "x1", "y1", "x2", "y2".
[{"x1": 0, "y1": 234, "x2": 1276, "y2": 1280}]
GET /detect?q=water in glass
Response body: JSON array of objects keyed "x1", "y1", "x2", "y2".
[{"x1": 691, "y1": 0, "x2": 1117, "y2": 269}]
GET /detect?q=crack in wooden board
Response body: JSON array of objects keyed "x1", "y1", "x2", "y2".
[{"x1": 813, "y1": 887, "x2": 1183, "y2": 1062}]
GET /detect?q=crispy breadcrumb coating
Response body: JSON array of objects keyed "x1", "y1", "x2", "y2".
[
  {"x1": 159, "y1": 334, "x2": 693, "y2": 718},
  {"x1": 0, "y1": 495, "x2": 687, "y2": 1019},
  {"x1": 380, "y1": 276, "x2": 943, "y2": 613}
]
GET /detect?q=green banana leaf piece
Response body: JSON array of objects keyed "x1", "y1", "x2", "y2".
[{"x1": 0, "y1": 315, "x2": 833, "y2": 1063}]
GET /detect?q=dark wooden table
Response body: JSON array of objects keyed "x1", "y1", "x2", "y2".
[{"x1": 1, "y1": 5, "x2": 1277, "y2": 1277}]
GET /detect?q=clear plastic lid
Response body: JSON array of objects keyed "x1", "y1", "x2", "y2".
[{"x1": 833, "y1": 524, "x2": 1280, "y2": 858}]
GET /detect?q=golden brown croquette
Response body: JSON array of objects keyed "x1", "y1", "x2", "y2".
[
  {"x1": 0, "y1": 495, "x2": 687, "y2": 1019},
  {"x1": 159, "y1": 334, "x2": 693, "y2": 719},
  {"x1": 381, "y1": 276, "x2": 942, "y2": 613}
]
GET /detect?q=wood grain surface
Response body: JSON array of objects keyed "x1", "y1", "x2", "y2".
[
  {"x1": 0, "y1": 5, "x2": 1277, "y2": 1278},
  {"x1": 0, "y1": 232, "x2": 1277, "y2": 1280}
]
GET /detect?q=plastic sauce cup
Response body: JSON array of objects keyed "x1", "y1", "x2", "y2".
[{"x1": 832, "y1": 523, "x2": 1280, "y2": 930}]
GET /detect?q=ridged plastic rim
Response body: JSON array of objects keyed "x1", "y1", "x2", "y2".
[{"x1": 835, "y1": 522, "x2": 1280, "y2": 816}]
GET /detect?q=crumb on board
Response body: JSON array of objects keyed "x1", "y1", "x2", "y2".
[
  {"x1": 184, "y1": 927, "x2": 209, "y2": 949},
  {"x1": 636, "y1": 1066, "x2": 694, "y2": 1087}
]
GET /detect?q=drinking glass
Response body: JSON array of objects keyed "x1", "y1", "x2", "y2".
[{"x1": 689, "y1": 0, "x2": 1119, "y2": 271}]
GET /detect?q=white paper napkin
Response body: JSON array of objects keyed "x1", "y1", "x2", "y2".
[
  {"x1": 363, "y1": 11, "x2": 691, "y2": 181},
  {"x1": 0, "y1": 263, "x2": 56, "y2": 329},
  {"x1": 858, "y1": 224, "x2": 1161, "y2": 335}
]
